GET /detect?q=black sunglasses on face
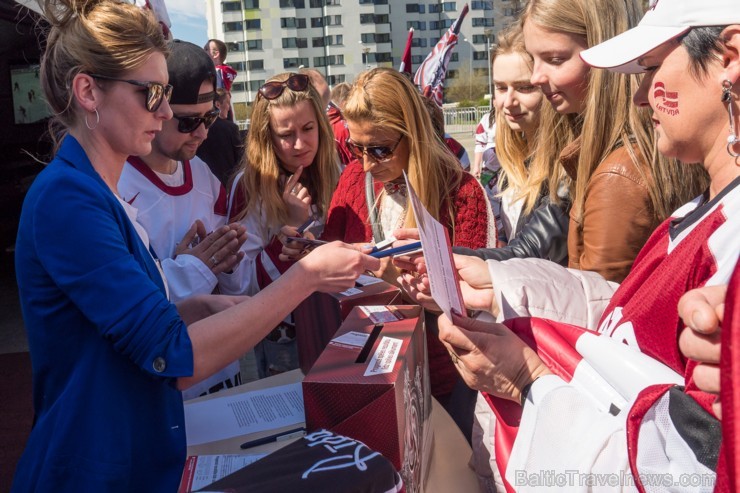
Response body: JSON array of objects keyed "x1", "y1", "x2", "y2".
[
  {"x1": 346, "y1": 135, "x2": 404, "y2": 163},
  {"x1": 90, "y1": 74, "x2": 172, "y2": 112},
  {"x1": 173, "y1": 107, "x2": 220, "y2": 134},
  {"x1": 257, "y1": 73, "x2": 310, "y2": 100}
]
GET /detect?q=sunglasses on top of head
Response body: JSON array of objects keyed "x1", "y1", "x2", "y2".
[
  {"x1": 346, "y1": 135, "x2": 404, "y2": 163},
  {"x1": 90, "y1": 74, "x2": 173, "y2": 113},
  {"x1": 172, "y1": 107, "x2": 221, "y2": 134},
  {"x1": 257, "y1": 73, "x2": 310, "y2": 100}
]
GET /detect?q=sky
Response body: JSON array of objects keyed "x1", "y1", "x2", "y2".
[{"x1": 168, "y1": 0, "x2": 209, "y2": 48}]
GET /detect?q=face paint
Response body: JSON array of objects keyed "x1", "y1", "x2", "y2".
[{"x1": 653, "y1": 81, "x2": 679, "y2": 116}]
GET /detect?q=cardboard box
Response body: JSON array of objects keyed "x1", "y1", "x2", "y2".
[
  {"x1": 292, "y1": 275, "x2": 401, "y2": 374},
  {"x1": 302, "y1": 305, "x2": 433, "y2": 493}
]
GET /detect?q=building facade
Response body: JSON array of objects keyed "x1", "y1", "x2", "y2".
[{"x1": 206, "y1": 0, "x2": 523, "y2": 105}]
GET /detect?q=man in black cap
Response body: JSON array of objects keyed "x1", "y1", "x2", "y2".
[{"x1": 118, "y1": 40, "x2": 247, "y2": 399}]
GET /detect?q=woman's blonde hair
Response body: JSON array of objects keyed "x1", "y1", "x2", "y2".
[
  {"x1": 233, "y1": 72, "x2": 339, "y2": 227},
  {"x1": 522, "y1": 0, "x2": 708, "y2": 222},
  {"x1": 343, "y1": 67, "x2": 464, "y2": 231},
  {"x1": 492, "y1": 22, "x2": 565, "y2": 215},
  {"x1": 39, "y1": 0, "x2": 168, "y2": 147}
]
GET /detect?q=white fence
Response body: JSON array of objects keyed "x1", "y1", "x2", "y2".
[
  {"x1": 443, "y1": 106, "x2": 490, "y2": 134},
  {"x1": 237, "y1": 105, "x2": 490, "y2": 135}
]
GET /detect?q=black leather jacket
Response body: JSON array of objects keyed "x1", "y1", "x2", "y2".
[{"x1": 454, "y1": 192, "x2": 571, "y2": 266}]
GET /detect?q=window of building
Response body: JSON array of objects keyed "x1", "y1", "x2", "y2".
[
  {"x1": 450, "y1": 52, "x2": 459, "y2": 62},
  {"x1": 279, "y1": 0, "x2": 305, "y2": 7},
  {"x1": 360, "y1": 0, "x2": 387, "y2": 3},
  {"x1": 222, "y1": 1, "x2": 241, "y2": 12},
  {"x1": 473, "y1": 51, "x2": 488, "y2": 60},
  {"x1": 411, "y1": 38, "x2": 427, "y2": 48},
  {"x1": 245, "y1": 19, "x2": 261, "y2": 29},
  {"x1": 325, "y1": 15, "x2": 341, "y2": 25},
  {"x1": 326, "y1": 34, "x2": 343, "y2": 45},
  {"x1": 448, "y1": 69, "x2": 458, "y2": 79},
  {"x1": 311, "y1": 16, "x2": 324, "y2": 27},
  {"x1": 226, "y1": 41, "x2": 243, "y2": 52},
  {"x1": 232, "y1": 82, "x2": 245, "y2": 92},
  {"x1": 327, "y1": 74, "x2": 346, "y2": 85},
  {"x1": 360, "y1": 13, "x2": 373, "y2": 24},
  {"x1": 412, "y1": 55, "x2": 424, "y2": 64},
  {"x1": 407, "y1": 20, "x2": 426, "y2": 30},
  {"x1": 249, "y1": 80, "x2": 266, "y2": 91},
  {"x1": 312, "y1": 36, "x2": 325, "y2": 47},
  {"x1": 472, "y1": 17, "x2": 494, "y2": 27},
  {"x1": 428, "y1": 3, "x2": 440, "y2": 13},
  {"x1": 223, "y1": 21, "x2": 242, "y2": 32},
  {"x1": 281, "y1": 17, "x2": 306, "y2": 28},
  {"x1": 246, "y1": 39, "x2": 263, "y2": 50},
  {"x1": 471, "y1": 0, "x2": 491, "y2": 9},
  {"x1": 309, "y1": 0, "x2": 323, "y2": 7},
  {"x1": 472, "y1": 34, "x2": 488, "y2": 44},
  {"x1": 314, "y1": 54, "x2": 344, "y2": 67},
  {"x1": 284, "y1": 57, "x2": 309, "y2": 68},
  {"x1": 442, "y1": 2, "x2": 456, "y2": 11},
  {"x1": 367, "y1": 52, "x2": 392, "y2": 63},
  {"x1": 230, "y1": 61, "x2": 246, "y2": 71},
  {"x1": 247, "y1": 60, "x2": 264, "y2": 70},
  {"x1": 243, "y1": 0, "x2": 259, "y2": 8},
  {"x1": 283, "y1": 37, "x2": 308, "y2": 48}
]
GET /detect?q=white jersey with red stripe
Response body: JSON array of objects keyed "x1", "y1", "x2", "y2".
[
  {"x1": 119, "y1": 156, "x2": 237, "y2": 401},
  {"x1": 478, "y1": 176, "x2": 739, "y2": 492},
  {"x1": 119, "y1": 156, "x2": 228, "y2": 303}
]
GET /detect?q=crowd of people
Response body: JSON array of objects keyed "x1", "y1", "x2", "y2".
[{"x1": 10, "y1": 0, "x2": 739, "y2": 491}]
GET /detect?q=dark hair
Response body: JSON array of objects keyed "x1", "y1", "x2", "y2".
[
  {"x1": 680, "y1": 26, "x2": 727, "y2": 78},
  {"x1": 204, "y1": 38, "x2": 228, "y2": 63}
]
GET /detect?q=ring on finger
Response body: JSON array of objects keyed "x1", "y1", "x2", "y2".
[
  {"x1": 291, "y1": 186, "x2": 299, "y2": 195},
  {"x1": 209, "y1": 255, "x2": 219, "y2": 266}
]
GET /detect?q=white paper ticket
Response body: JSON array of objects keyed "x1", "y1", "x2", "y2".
[{"x1": 364, "y1": 336, "x2": 403, "y2": 377}]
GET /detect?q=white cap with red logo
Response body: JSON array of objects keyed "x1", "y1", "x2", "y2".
[{"x1": 580, "y1": 0, "x2": 739, "y2": 74}]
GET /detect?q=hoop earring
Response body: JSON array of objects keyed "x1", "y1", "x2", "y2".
[
  {"x1": 85, "y1": 108, "x2": 100, "y2": 131},
  {"x1": 722, "y1": 80, "x2": 740, "y2": 158}
]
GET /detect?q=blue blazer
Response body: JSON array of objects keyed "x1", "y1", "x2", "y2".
[{"x1": 13, "y1": 136, "x2": 194, "y2": 492}]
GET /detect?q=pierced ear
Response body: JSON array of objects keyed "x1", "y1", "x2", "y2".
[
  {"x1": 721, "y1": 26, "x2": 740, "y2": 79},
  {"x1": 70, "y1": 73, "x2": 100, "y2": 113}
]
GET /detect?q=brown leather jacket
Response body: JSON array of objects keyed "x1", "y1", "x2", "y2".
[{"x1": 561, "y1": 139, "x2": 660, "y2": 283}]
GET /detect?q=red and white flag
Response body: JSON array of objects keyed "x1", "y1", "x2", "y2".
[
  {"x1": 413, "y1": 3, "x2": 469, "y2": 107},
  {"x1": 399, "y1": 28, "x2": 414, "y2": 76},
  {"x1": 485, "y1": 317, "x2": 683, "y2": 492}
]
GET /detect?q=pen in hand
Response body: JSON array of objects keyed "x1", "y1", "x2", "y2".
[
  {"x1": 239, "y1": 427, "x2": 307, "y2": 449},
  {"x1": 369, "y1": 241, "x2": 423, "y2": 259}
]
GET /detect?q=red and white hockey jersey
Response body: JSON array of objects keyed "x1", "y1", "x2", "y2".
[
  {"x1": 119, "y1": 156, "x2": 236, "y2": 400},
  {"x1": 477, "y1": 176, "x2": 739, "y2": 492},
  {"x1": 119, "y1": 156, "x2": 228, "y2": 303}
]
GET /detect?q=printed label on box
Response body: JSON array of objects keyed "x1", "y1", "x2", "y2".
[
  {"x1": 361, "y1": 306, "x2": 401, "y2": 324},
  {"x1": 364, "y1": 336, "x2": 403, "y2": 377},
  {"x1": 338, "y1": 287, "x2": 363, "y2": 297},
  {"x1": 329, "y1": 331, "x2": 370, "y2": 350},
  {"x1": 355, "y1": 274, "x2": 385, "y2": 287}
]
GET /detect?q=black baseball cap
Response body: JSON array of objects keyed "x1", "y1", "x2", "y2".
[{"x1": 167, "y1": 40, "x2": 217, "y2": 105}]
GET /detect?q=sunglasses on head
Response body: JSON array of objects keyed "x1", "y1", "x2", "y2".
[
  {"x1": 346, "y1": 135, "x2": 404, "y2": 163},
  {"x1": 257, "y1": 73, "x2": 310, "y2": 100},
  {"x1": 173, "y1": 107, "x2": 220, "y2": 133},
  {"x1": 90, "y1": 74, "x2": 172, "y2": 112}
]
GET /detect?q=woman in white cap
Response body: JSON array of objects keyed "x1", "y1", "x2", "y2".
[{"x1": 399, "y1": 0, "x2": 739, "y2": 490}]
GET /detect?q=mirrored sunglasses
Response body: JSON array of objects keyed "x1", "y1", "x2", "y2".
[
  {"x1": 346, "y1": 135, "x2": 404, "y2": 163},
  {"x1": 90, "y1": 74, "x2": 172, "y2": 112},
  {"x1": 173, "y1": 107, "x2": 220, "y2": 133},
  {"x1": 257, "y1": 73, "x2": 310, "y2": 100}
]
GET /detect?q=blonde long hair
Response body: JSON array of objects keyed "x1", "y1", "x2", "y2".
[
  {"x1": 492, "y1": 23, "x2": 566, "y2": 215},
  {"x1": 232, "y1": 72, "x2": 339, "y2": 227},
  {"x1": 521, "y1": 0, "x2": 708, "y2": 222},
  {"x1": 39, "y1": 0, "x2": 168, "y2": 150},
  {"x1": 342, "y1": 68, "x2": 464, "y2": 229}
]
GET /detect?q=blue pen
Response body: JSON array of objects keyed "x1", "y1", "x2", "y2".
[
  {"x1": 369, "y1": 241, "x2": 422, "y2": 259},
  {"x1": 240, "y1": 427, "x2": 306, "y2": 449}
]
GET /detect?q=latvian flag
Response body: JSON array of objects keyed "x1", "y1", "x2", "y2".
[
  {"x1": 399, "y1": 28, "x2": 414, "y2": 76},
  {"x1": 413, "y1": 3, "x2": 469, "y2": 107}
]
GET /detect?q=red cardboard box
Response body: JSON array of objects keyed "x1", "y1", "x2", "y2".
[
  {"x1": 302, "y1": 305, "x2": 433, "y2": 493},
  {"x1": 292, "y1": 275, "x2": 401, "y2": 374}
]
